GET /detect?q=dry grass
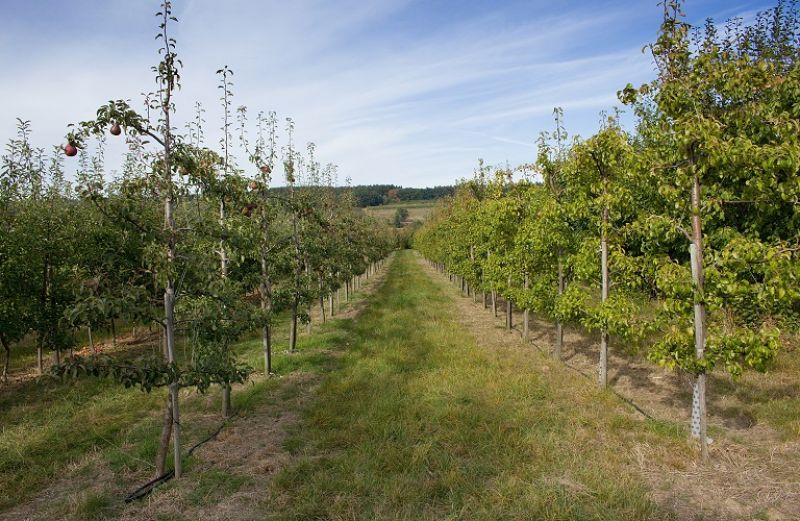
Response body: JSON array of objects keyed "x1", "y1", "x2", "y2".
[{"x1": 427, "y1": 257, "x2": 800, "y2": 521}]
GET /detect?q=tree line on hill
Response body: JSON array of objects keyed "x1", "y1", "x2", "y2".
[{"x1": 269, "y1": 184, "x2": 455, "y2": 208}]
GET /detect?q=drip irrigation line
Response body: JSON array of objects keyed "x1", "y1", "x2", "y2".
[{"x1": 124, "y1": 410, "x2": 240, "y2": 503}]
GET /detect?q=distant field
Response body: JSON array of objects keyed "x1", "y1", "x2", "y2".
[{"x1": 363, "y1": 200, "x2": 438, "y2": 224}]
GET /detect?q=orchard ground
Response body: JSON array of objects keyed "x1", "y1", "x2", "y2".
[{"x1": 1, "y1": 250, "x2": 798, "y2": 520}]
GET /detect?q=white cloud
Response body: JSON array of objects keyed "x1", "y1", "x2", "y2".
[{"x1": 1, "y1": 0, "x2": 660, "y2": 187}]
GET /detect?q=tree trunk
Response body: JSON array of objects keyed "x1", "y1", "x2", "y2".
[
  {"x1": 153, "y1": 19, "x2": 183, "y2": 477},
  {"x1": 222, "y1": 385, "x2": 232, "y2": 419},
  {"x1": 37, "y1": 258, "x2": 49, "y2": 376},
  {"x1": 555, "y1": 254, "x2": 564, "y2": 359},
  {"x1": 690, "y1": 172, "x2": 709, "y2": 460},
  {"x1": 523, "y1": 273, "x2": 529, "y2": 341},
  {"x1": 36, "y1": 339, "x2": 43, "y2": 375},
  {"x1": 482, "y1": 267, "x2": 487, "y2": 309},
  {"x1": 599, "y1": 189, "x2": 609, "y2": 388},
  {"x1": 319, "y1": 276, "x2": 326, "y2": 323},
  {"x1": 263, "y1": 324, "x2": 272, "y2": 375},
  {"x1": 88, "y1": 325, "x2": 95, "y2": 358},
  {"x1": 506, "y1": 277, "x2": 513, "y2": 330},
  {"x1": 289, "y1": 297, "x2": 299, "y2": 352},
  {"x1": 220, "y1": 198, "x2": 232, "y2": 418},
  {"x1": 165, "y1": 280, "x2": 181, "y2": 478},
  {"x1": 1, "y1": 336, "x2": 10, "y2": 383},
  {"x1": 110, "y1": 317, "x2": 117, "y2": 347},
  {"x1": 469, "y1": 245, "x2": 475, "y2": 302},
  {"x1": 155, "y1": 396, "x2": 173, "y2": 477},
  {"x1": 260, "y1": 252, "x2": 273, "y2": 376},
  {"x1": 328, "y1": 293, "x2": 334, "y2": 318}
]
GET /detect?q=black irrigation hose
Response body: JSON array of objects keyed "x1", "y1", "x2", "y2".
[
  {"x1": 124, "y1": 470, "x2": 175, "y2": 503},
  {"x1": 124, "y1": 410, "x2": 240, "y2": 503}
]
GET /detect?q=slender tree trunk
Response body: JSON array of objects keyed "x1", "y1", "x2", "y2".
[
  {"x1": 37, "y1": 259, "x2": 49, "y2": 375},
  {"x1": 599, "y1": 199, "x2": 609, "y2": 388},
  {"x1": 222, "y1": 384, "x2": 232, "y2": 419},
  {"x1": 523, "y1": 273, "x2": 529, "y2": 341},
  {"x1": 1, "y1": 336, "x2": 10, "y2": 383},
  {"x1": 555, "y1": 254, "x2": 564, "y2": 359},
  {"x1": 262, "y1": 324, "x2": 272, "y2": 375},
  {"x1": 155, "y1": 397, "x2": 173, "y2": 477},
  {"x1": 220, "y1": 198, "x2": 232, "y2": 418},
  {"x1": 88, "y1": 325, "x2": 95, "y2": 358},
  {"x1": 506, "y1": 277, "x2": 513, "y2": 330},
  {"x1": 289, "y1": 297, "x2": 298, "y2": 352},
  {"x1": 36, "y1": 339, "x2": 43, "y2": 375},
  {"x1": 110, "y1": 317, "x2": 117, "y2": 347},
  {"x1": 482, "y1": 267, "x2": 487, "y2": 309},
  {"x1": 165, "y1": 279, "x2": 181, "y2": 478},
  {"x1": 319, "y1": 275, "x2": 326, "y2": 323},
  {"x1": 162, "y1": 41, "x2": 182, "y2": 476},
  {"x1": 328, "y1": 293, "x2": 334, "y2": 318},
  {"x1": 260, "y1": 251, "x2": 273, "y2": 376},
  {"x1": 289, "y1": 183, "x2": 302, "y2": 351},
  {"x1": 690, "y1": 171, "x2": 709, "y2": 460}
]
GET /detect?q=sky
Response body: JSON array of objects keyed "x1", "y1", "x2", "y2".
[{"x1": 0, "y1": 0, "x2": 776, "y2": 187}]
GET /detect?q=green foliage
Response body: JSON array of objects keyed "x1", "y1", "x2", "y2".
[
  {"x1": 417, "y1": 1, "x2": 800, "y2": 383},
  {"x1": 392, "y1": 207, "x2": 409, "y2": 227}
]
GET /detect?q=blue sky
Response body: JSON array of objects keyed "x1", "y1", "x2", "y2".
[{"x1": 0, "y1": 0, "x2": 776, "y2": 187}]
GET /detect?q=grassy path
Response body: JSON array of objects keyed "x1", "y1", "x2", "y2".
[
  {"x1": 3, "y1": 251, "x2": 691, "y2": 520},
  {"x1": 264, "y1": 250, "x2": 680, "y2": 520}
]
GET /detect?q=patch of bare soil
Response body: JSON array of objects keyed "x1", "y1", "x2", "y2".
[
  {"x1": 118, "y1": 372, "x2": 316, "y2": 521},
  {"x1": 1, "y1": 329, "x2": 162, "y2": 393},
  {"x1": 417, "y1": 255, "x2": 800, "y2": 521}
]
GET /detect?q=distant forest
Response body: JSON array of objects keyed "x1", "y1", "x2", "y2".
[{"x1": 270, "y1": 184, "x2": 455, "y2": 207}]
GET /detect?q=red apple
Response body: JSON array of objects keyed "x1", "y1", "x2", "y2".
[
  {"x1": 249, "y1": 180, "x2": 258, "y2": 190},
  {"x1": 261, "y1": 165, "x2": 271, "y2": 175},
  {"x1": 110, "y1": 123, "x2": 122, "y2": 136},
  {"x1": 65, "y1": 144, "x2": 78, "y2": 157}
]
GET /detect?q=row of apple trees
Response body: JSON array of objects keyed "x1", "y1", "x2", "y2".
[
  {"x1": 0, "y1": 1, "x2": 392, "y2": 479},
  {"x1": 415, "y1": 0, "x2": 800, "y2": 458}
]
